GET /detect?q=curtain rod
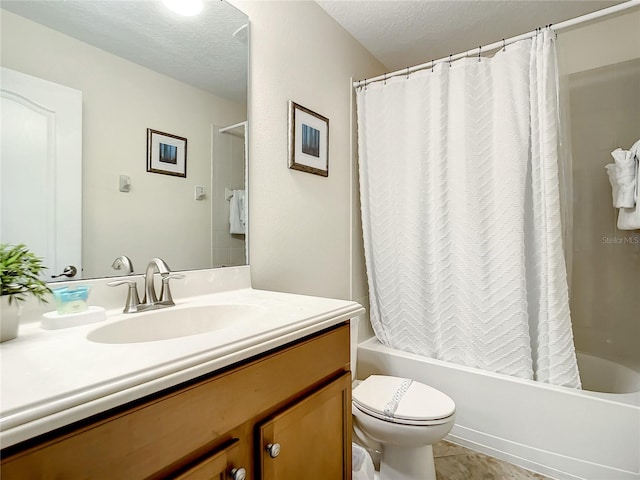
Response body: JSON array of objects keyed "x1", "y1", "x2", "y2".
[{"x1": 353, "y1": 0, "x2": 640, "y2": 88}]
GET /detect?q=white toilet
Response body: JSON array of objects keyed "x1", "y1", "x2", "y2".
[{"x1": 352, "y1": 374, "x2": 456, "y2": 480}]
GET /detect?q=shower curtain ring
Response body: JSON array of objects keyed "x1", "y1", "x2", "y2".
[
  {"x1": 548, "y1": 24, "x2": 556, "y2": 38},
  {"x1": 478, "y1": 46, "x2": 481, "y2": 63},
  {"x1": 406, "y1": 67, "x2": 409, "y2": 79},
  {"x1": 384, "y1": 73, "x2": 387, "y2": 85},
  {"x1": 502, "y1": 39, "x2": 506, "y2": 51},
  {"x1": 449, "y1": 54, "x2": 452, "y2": 68}
]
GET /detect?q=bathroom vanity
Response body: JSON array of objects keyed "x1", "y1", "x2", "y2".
[
  {"x1": 0, "y1": 269, "x2": 364, "y2": 479},
  {"x1": 2, "y1": 324, "x2": 350, "y2": 479}
]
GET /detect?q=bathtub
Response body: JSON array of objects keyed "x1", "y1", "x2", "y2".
[{"x1": 357, "y1": 337, "x2": 640, "y2": 480}]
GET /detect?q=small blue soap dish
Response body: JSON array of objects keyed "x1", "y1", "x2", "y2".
[{"x1": 41, "y1": 306, "x2": 106, "y2": 330}]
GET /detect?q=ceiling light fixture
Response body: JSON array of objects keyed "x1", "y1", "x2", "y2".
[{"x1": 162, "y1": 0, "x2": 203, "y2": 16}]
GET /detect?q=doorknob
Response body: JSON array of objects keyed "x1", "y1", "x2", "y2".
[{"x1": 51, "y1": 265, "x2": 77, "y2": 278}]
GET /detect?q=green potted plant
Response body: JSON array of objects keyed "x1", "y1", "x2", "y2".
[{"x1": 1, "y1": 243, "x2": 52, "y2": 342}]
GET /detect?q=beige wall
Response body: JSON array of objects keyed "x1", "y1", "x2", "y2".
[
  {"x1": 558, "y1": 10, "x2": 640, "y2": 367},
  {"x1": 1, "y1": 10, "x2": 246, "y2": 278},
  {"x1": 231, "y1": 1, "x2": 384, "y2": 307}
]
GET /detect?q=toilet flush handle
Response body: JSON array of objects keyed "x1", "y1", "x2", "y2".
[{"x1": 265, "y1": 443, "x2": 281, "y2": 458}]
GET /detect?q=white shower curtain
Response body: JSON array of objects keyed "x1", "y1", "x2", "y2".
[{"x1": 356, "y1": 31, "x2": 581, "y2": 388}]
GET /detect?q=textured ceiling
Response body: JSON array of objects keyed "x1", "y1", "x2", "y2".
[
  {"x1": 2, "y1": 0, "x2": 630, "y2": 100},
  {"x1": 0, "y1": 0, "x2": 248, "y2": 104},
  {"x1": 316, "y1": 0, "x2": 625, "y2": 71}
]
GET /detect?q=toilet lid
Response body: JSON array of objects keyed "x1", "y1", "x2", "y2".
[{"x1": 353, "y1": 375, "x2": 455, "y2": 424}]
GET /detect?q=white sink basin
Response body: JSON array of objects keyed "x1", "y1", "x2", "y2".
[{"x1": 87, "y1": 304, "x2": 265, "y2": 344}]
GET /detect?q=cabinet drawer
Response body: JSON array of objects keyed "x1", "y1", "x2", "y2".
[{"x1": 1, "y1": 324, "x2": 350, "y2": 479}]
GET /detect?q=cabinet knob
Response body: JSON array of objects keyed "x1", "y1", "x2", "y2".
[
  {"x1": 266, "y1": 442, "x2": 281, "y2": 458},
  {"x1": 230, "y1": 467, "x2": 247, "y2": 480}
]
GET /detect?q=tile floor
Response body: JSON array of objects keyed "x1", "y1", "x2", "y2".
[{"x1": 433, "y1": 441, "x2": 553, "y2": 479}]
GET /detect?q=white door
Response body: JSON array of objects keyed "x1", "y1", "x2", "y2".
[{"x1": 1, "y1": 67, "x2": 82, "y2": 281}]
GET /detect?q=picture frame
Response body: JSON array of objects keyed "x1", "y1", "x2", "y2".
[
  {"x1": 288, "y1": 101, "x2": 329, "y2": 177},
  {"x1": 146, "y1": 128, "x2": 187, "y2": 178}
]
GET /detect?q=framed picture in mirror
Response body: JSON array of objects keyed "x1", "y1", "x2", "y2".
[
  {"x1": 288, "y1": 101, "x2": 329, "y2": 177},
  {"x1": 147, "y1": 129, "x2": 187, "y2": 177}
]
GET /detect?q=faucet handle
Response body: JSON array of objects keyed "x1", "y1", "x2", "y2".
[
  {"x1": 159, "y1": 273, "x2": 184, "y2": 305},
  {"x1": 107, "y1": 280, "x2": 141, "y2": 313}
]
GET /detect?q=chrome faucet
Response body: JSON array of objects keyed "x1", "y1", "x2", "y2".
[
  {"x1": 111, "y1": 255, "x2": 134, "y2": 275},
  {"x1": 143, "y1": 257, "x2": 171, "y2": 305},
  {"x1": 108, "y1": 257, "x2": 183, "y2": 313},
  {"x1": 141, "y1": 258, "x2": 184, "y2": 309}
]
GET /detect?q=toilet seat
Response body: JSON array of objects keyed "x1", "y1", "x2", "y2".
[{"x1": 353, "y1": 375, "x2": 455, "y2": 426}]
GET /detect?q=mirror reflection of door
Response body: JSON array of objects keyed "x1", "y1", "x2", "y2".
[{"x1": 1, "y1": 67, "x2": 82, "y2": 281}]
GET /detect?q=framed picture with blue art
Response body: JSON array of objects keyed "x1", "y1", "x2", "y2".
[
  {"x1": 146, "y1": 128, "x2": 187, "y2": 178},
  {"x1": 288, "y1": 101, "x2": 329, "y2": 177}
]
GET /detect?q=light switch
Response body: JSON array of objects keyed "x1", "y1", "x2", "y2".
[{"x1": 194, "y1": 185, "x2": 206, "y2": 200}]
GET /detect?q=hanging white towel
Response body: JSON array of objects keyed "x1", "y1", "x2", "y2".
[
  {"x1": 604, "y1": 164, "x2": 619, "y2": 206},
  {"x1": 617, "y1": 155, "x2": 640, "y2": 230},
  {"x1": 610, "y1": 148, "x2": 637, "y2": 208},
  {"x1": 610, "y1": 139, "x2": 640, "y2": 230},
  {"x1": 229, "y1": 189, "x2": 246, "y2": 234}
]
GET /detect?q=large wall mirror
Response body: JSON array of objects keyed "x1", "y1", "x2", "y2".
[{"x1": 0, "y1": 0, "x2": 249, "y2": 281}]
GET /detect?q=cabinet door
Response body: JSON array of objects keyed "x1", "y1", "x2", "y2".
[
  {"x1": 258, "y1": 372, "x2": 352, "y2": 480},
  {"x1": 174, "y1": 440, "x2": 244, "y2": 480}
]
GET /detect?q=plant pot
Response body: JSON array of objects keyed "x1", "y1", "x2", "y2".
[{"x1": 1, "y1": 295, "x2": 23, "y2": 342}]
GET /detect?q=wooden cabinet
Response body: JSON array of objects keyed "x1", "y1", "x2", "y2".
[{"x1": 0, "y1": 323, "x2": 352, "y2": 479}]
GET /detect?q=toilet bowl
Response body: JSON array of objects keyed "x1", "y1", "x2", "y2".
[{"x1": 352, "y1": 375, "x2": 455, "y2": 480}]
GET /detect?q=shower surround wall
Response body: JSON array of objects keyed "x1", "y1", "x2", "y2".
[{"x1": 559, "y1": 11, "x2": 640, "y2": 371}]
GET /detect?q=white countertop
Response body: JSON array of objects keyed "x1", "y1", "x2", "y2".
[{"x1": 0, "y1": 287, "x2": 364, "y2": 448}]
